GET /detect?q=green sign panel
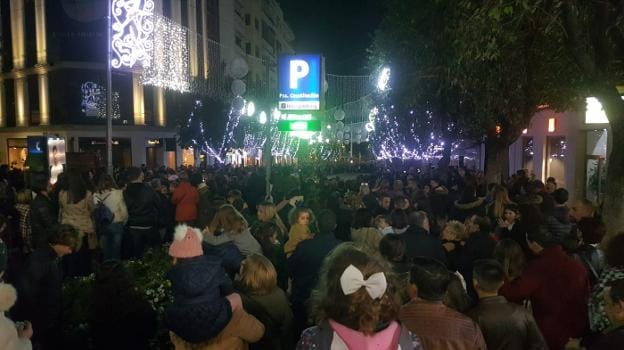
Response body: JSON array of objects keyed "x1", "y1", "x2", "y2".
[{"x1": 277, "y1": 119, "x2": 321, "y2": 132}]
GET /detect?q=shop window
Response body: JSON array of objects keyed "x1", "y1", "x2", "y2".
[
  {"x1": 522, "y1": 137, "x2": 534, "y2": 174},
  {"x1": 585, "y1": 129, "x2": 608, "y2": 204},
  {"x1": 546, "y1": 136, "x2": 566, "y2": 187},
  {"x1": 7, "y1": 139, "x2": 27, "y2": 169}
]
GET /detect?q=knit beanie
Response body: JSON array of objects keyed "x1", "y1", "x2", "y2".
[{"x1": 169, "y1": 225, "x2": 203, "y2": 258}]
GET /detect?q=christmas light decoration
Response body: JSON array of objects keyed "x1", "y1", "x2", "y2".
[
  {"x1": 111, "y1": 0, "x2": 155, "y2": 69},
  {"x1": 81, "y1": 82, "x2": 121, "y2": 119},
  {"x1": 377, "y1": 67, "x2": 391, "y2": 92},
  {"x1": 141, "y1": 15, "x2": 189, "y2": 92}
]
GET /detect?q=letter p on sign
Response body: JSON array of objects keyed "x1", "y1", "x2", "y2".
[{"x1": 289, "y1": 59, "x2": 309, "y2": 89}]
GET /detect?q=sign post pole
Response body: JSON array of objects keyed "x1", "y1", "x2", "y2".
[{"x1": 106, "y1": 0, "x2": 113, "y2": 175}]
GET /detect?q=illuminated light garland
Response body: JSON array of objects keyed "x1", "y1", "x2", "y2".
[
  {"x1": 141, "y1": 15, "x2": 189, "y2": 92},
  {"x1": 81, "y1": 82, "x2": 121, "y2": 119},
  {"x1": 111, "y1": 0, "x2": 155, "y2": 69}
]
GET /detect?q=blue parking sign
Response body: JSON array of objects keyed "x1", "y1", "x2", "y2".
[{"x1": 278, "y1": 54, "x2": 322, "y2": 111}]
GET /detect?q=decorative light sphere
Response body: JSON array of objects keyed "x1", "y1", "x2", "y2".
[
  {"x1": 377, "y1": 67, "x2": 391, "y2": 92},
  {"x1": 334, "y1": 109, "x2": 345, "y2": 121},
  {"x1": 259, "y1": 111, "x2": 267, "y2": 124},
  {"x1": 229, "y1": 57, "x2": 249, "y2": 79},
  {"x1": 336, "y1": 121, "x2": 344, "y2": 130},
  {"x1": 272, "y1": 108, "x2": 281, "y2": 120},
  {"x1": 231, "y1": 79, "x2": 246, "y2": 96},
  {"x1": 246, "y1": 101, "x2": 255, "y2": 117},
  {"x1": 336, "y1": 131, "x2": 344, "y2": 139},
  {"x1": 232, "y1": 96, "x2": 245, "y2": 111},
  {"x1": 365, "y1": 122, "x2": 375, "y2": 132}
]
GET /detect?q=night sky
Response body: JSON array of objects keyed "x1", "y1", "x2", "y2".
[{"x1": 279, "y1": 0, "x2": 384, "y2": 75}]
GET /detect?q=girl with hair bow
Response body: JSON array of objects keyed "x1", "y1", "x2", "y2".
[{"x1": 296, "y1": 243, "x2": 422, "y2": 350}]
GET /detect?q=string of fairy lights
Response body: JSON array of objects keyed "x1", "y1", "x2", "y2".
[{"x1": 110, "y1": 0, "x2": 478, "y2": 163}]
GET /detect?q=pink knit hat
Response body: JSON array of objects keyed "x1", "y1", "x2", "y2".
[{"x1": 169, "y1": 225, "x2": 203, "y2": 258}]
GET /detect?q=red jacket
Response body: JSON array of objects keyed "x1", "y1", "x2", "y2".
[
  {"x1": 171, "y1": 182, "x2": 199, "y2": 222},
  {"x1": 500, "y1": 245, "x2": 590, "y2": 350}
]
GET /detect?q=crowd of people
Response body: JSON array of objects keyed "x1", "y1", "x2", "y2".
[{"x1": 0, "y1": 162, "x2": 623, "y2": 349}]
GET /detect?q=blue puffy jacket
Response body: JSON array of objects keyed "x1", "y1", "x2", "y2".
[{"x1": 164, "y1": 255, "x2": 233, "y2": 343}]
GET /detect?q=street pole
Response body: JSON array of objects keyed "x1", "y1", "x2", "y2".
[
  {"x1": 264, "y1": 60, "x2": 272, "y2": 201},
  {"x1": 105, "y1": 0, "x2": 113, "y2": 175}
]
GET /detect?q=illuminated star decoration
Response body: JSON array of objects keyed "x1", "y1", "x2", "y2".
[{"x1": 111, "y1": 0, "x2": 155, "y2": 69}]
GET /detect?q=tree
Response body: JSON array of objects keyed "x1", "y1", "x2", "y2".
[{"x1": 371, "y1": 0, "x2": 624, "y2": 237}]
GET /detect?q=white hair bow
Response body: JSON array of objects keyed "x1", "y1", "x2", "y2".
[{"x1": 340, "y1": 264, "x2": 388, "y2": 300}]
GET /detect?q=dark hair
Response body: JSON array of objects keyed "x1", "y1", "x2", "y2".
[
  {"x1": 49, "y1": 224, "x2": 80, "y2": 251},
  {"x1": 606, "y1": 279, "x2": 624, "y2": 303},
  {"x1": 527, "y1": 225, "x2": 556, "y2": 248},
  {"x1": 352, "y1": 208, "x2": 374, "y2": 229},
  {"x1": 533, "y1": 180, "x2": 545, "y2": 190},
  {"x1": 232, "y1": 198, "x2": 246, "y2": 213},
  {"x1": 444, "y1": 273, "x2": 472, "y2": 313},
  {"x1": 472, "y1": 216, "x2": 491, "y2": 233},
  {"x1": 127, "y1": 167, "x2": 142, "y2": 182},
  {"x1": 65, "y1": 170, "x2": 87, "y2": 204},
  {"x1": 493, "y1": 239, "x2": 526, "y2": 280},
  {"x1": 473, "y1": 259, "x2": 505, "y2": 293},
  {"x1": 606, "y1": 233, "x2": 624, "y2": 268},
  {"x1": 96, "y1": 174, "x2": 117, "y2": 193},
  {"x1": 228, "y1": 189, "x2": 243, "y2": 199},
  {"x1": 390, "y1": 209, "x2": 408, "y2": 230},
  {"x1": 379, "y1": 234, "x2": 406, "y2": 263},
  {"x1": 310, "y1": 243, "x2": 399, "y2": 335},
  {"x1": 504, "y1": 204, "x2": 520, "y2": 216},
  {"x1": 317, "y1": 209, "x2": 337, "y2": 233},
  {"x1": 31, "y1": 172, "x2": 49, "y2": 193},
  {"x1": 251, "y1": 222, "x2": 281, "y2": 258},
  {"x1": 410, "y1": 257, "x2": 451, "y2": 301},
  {"x1": 546, "y1": 177, "x2": 557, "y2": 184},
  {"x1": 553, "y1": 188, "x2": 568, "y2": 205},
  {"x1": 190, "y1": 172, "x2": 203, "y2": 187}
]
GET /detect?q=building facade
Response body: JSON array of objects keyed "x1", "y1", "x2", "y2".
[{"x1": 508, "y1": 96, "x2": 617, "y2": 203}]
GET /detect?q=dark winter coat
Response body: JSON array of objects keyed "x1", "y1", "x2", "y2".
[
  {"x1": 196, "y1": 185, "x2": 213, "y2": 229},
  {"x1": 572, "y1": 244, "x2": 605, "y2": 286},
  {"x1": 400, "y1": 226, "x2": 448, "y2": 266},
  {"x1": 452, "y1": 231, "x2": 496, "y2": 300},
  {"x1": 202, "y1": 241, "x2": 244, "y2": 280},
  {"x1": 124, "y1": 183, "x2": 159, "y2": 228},
  {"x1": 545, "y1": 214, "x2": 573, "y2": 244},
  {"x1": 467, "y1": 296, "x2": 547, "y2": 350},
  {"x1": 288, "y1": 232, "x2": 341, "y2": 307},
  {"x1": 164, "y1": 255, "x2": 234, "y2": 344},
  {"x1": 577, "y1": 216, "x2": 607, "y2": 245},
  {"x1": 12, "y1": 245, "x2": 62, "y2": 340},
  {"x1": 500, "y1": 245, "x2": 590, "y2": 350},
  {"x1": 30, "y1": 193, "x2": 58, "y2": 250}
]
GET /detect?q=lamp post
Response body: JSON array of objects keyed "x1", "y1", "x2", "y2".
[{"x1": 106, "y1": 0, "x2": 113, "y2": 175}]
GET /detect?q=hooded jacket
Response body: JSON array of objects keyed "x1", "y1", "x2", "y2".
[
  {"x1": 452, "y1": 197, "x2": 486, "y2": 222},
  {"x1": 165, "y1": 255, "x2": 233, "y2": 344}
]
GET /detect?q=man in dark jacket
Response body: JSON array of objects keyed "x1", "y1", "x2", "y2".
[
  {"x1": 30, "y1": 173, "x2": 58, "y2": 250},
  {"x1": 545, "y1": 188, "x2": 573, "y2": 243},
  {"x1": 468, "y1": 259, "x2": 547, "y2": 350},
  {"x1": 124, "y1": 167, "x2": 160, "y2": 258},
  {"x1": 288, "y1": 209, "x2": 341, "y2": 335},
  {"x1": 13, "y1": 224, "x2": 79, "y2": 349},
  {"x1": 500, "y1": 225, "x2": 590, "y2": 350},
  {"x1": 402, "y1": 211, "x2": 447, "y2": 266}
]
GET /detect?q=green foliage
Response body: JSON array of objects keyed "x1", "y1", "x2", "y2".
[{"x1": 63, "y1": 247, "x2": 173, "y2": 349}]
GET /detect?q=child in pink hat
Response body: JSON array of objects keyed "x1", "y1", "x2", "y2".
[{"x1": 165, "y1": 224, "x2": 246, "y2": 343}]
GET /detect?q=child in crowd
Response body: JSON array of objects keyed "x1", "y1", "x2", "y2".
[
  {"x1": 284, "y1": 207, "x2": 314, "y2": 257},
  {"x1": 235, "y1": 254, "x2": 295, "y2": 350},
  {"x1": 14, "y1": 189, "x2": 32, "y2": 254},
  {"x1": 166, "y1": 224, "x2": 264, "y2": 348},
  {"x1": 375, "y1": 214, "x2": 394, "y2": 235},
  {"x1": 203, "y1": 205, "x2": 263, "y2": 257},
  {"x1": 297, "y1": 243, "x2": 421, "y2": 349}
]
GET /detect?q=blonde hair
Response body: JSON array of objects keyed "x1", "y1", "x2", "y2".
[
  {"x1": 257, "y1": 202, "x2": 287, "y2": 236},
  {"x1": 491, "y1": 185, "x2": 513, "y2": 219},
  {"x1": 209, "y1": 205, "x2": 248, "y2": 234},
  {"x1": 445, "y1": 220, "x2": 467, "y2": 240},
  {"x1": 237, "y1": 254, "x2": 278, "y2": 296},
  {"x1": 16, "y1": 189, "x2": 32, "y2": 204}
]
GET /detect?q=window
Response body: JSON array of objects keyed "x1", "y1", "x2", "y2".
[
  {"x1": 245, "y1": 14, "x2": 251, "y2": 25},
  {"x1": 246, "y1": 43, "x2": 251, "y2": 55},
  {"x1": 235, "y1": 36, "x2": 242, "y2": 48},
  {"x1": 255, "y1": 46, "x2": 260, "y2": 57},
  {"x1": 255, "y1": 19, "x2": 260, "y2": 30},
  {"x1": 546, "y1": 136, "x2": 567, "y2": 187}
]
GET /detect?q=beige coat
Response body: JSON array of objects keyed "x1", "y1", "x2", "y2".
[
  {"x1": 351, "y1": 227, "x2": 383, "y2": 250},
  {"x1": 59, "y1": 190, "x2": 95, "y2": 247},
  {"x1": 170, "y1": 308, "x2": 264, "y2": 350}
]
